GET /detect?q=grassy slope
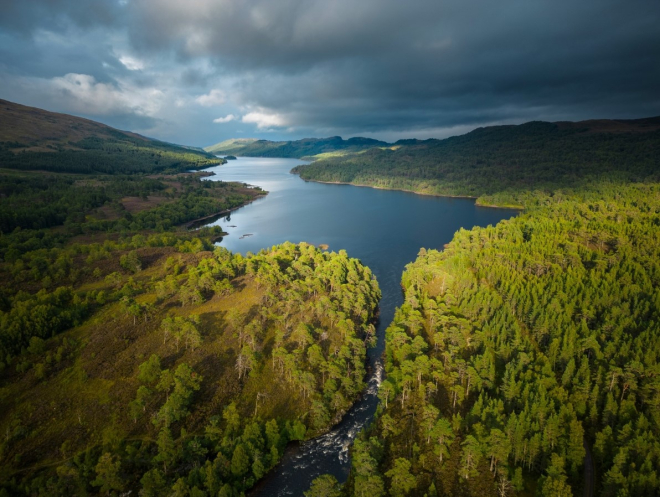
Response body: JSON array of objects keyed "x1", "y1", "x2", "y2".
[
  {"x1": 292, "y1": 118, "x2": 660, "y2": 208},
  {"x1": 0, "y1": 249, "x2": 262, "y2": 468},
  {"x1": 0, "y1": 99, "x2": 222, "y2": 174},
  {"x1": 0, "y1": 99, "x2": 151, "y2": 152},
  {"x1": 0, "y1": 241, "x2": 380, "y2": 494},
  {"x1": 205, "y1": 136, "x2": 390, "y2": 158}
]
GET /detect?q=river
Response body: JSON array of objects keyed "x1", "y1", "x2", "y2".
[{"x1": 200, "y1": 157, "x2": 517, "y2": 496}]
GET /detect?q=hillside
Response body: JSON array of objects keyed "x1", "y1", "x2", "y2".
[
  {"x1": 292, "y1": 118, "x2": 660, "y2": 208},
  {"x1": 0, "y1": 242, "x2": 380, "y2": 496},
  {"x1": 0, "y1": 99, "x2": 222, "y2": 174},
  {"x1": 0, "y1": 100, "x2": 383, "y2": 496},
  {"x1": 205, "y1": 136, "x2": 389, "y2": 158},
  {"x1": 204, "y1": 138, "x2": 260, "y2": 155},
  {"x1": 342, "y1": 182, "x2": 660, "y2": 497}
]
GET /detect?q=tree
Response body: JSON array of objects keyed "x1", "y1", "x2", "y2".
[
  {"x1": 179, "y1": 284, "x2": 204, "y2": 306},
  {"x1": 140, "y1": 468, "x2": 166, "y2": 497},
  {"x1": 154, "y1": 427, "x2": 178, "y2": 474},
  {"x1": 156, "y1": 363, "x2": 203, "y2": 426},
  {"x1": 129, "y1": 385, "x2": 152, "y2": 422},
  {"x1": 231, "y1": 444, "x2": 250, "y2": 477},
  {"x1": 305, "y1": 474, "x2": 342, "y2": 497},
  {"x1": 431, "y1": 418, "x2": 455, "y2": 464},
  {"x1": 236, "y1": 345, "x2": 256, "y2": 379},
  {"x1": 160, "y1": 315, "x2": 202, "y2": 352},
  {"x1": 138, "y1": 354, "x2": 162, "y2": 384},
  {"x1": 226, "y1": 308, "x2": 244, "y2": 333},
  {"x1": 120, "y1": 250, "x2": 142, "y2": 273},
  {"x1": 120, "y1": 296, "x2": 142, "y2": 325},
  {"x1": 252, "y1": 455, "x2": 266, "y2": 480},
  {"x1": 539, "y1": 453, "x2": 573, "y2": 497},
  {"x1": 91, "y1": 452, "x2": 123, "y2": 495},
  {"x1": 419, "y1": 404, "x2": 439, "y2": 444},
  {"x1": 354, "y1": 475, "x2": 385, "y2": 497},
  {"x1": 223, "y1": 402, "x2": 241, "y2": 440},
  {"x1": 497, "y1": 475, "x2": 513, "y2": 497},
  {"x1": 385, "y1": 458, "x2": 416, "y2": 497},
  {"x1": 566, "y1": 419, "x2": 585, "y2": 474},
  {"x1": 487, "y1": 428, "x2": 511, "y2": 474},
  {"x1": 460, "y1": 435, "x2": 482, "y2": 479}
]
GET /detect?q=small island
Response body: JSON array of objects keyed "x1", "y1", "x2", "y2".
[{"x1": 224, "y1": 155, "x2": 237, "y2": 160}]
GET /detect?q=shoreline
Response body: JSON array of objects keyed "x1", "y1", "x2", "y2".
[
  {"x1": 293, "y1": 176, "x2": 523, "y2": 210},
  {"x1": 184, "y1": 193, "x2": 268, "y2": 229}
]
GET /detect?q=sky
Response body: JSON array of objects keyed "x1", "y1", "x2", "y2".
[{"x1": 1, "y1": 0, "x2": 659, "y2": 148}]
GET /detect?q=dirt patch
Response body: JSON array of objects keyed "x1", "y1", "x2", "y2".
[
  {"x1": 121, "y1": 195, "x2": 171, "y2": 214},
  {"x1": 91, "y1": 203, "x2": 121, "y2": 222}
]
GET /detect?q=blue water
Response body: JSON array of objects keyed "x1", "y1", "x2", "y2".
[{"x1": 201, "y1": 157, "x2": 517, "y2": 495}]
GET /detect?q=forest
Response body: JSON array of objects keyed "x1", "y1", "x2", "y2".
[
  {"x1": 292, "y1": 119, "x2": 660, "y2": 208},
  {"x1": 3, "y1": 100, "x2": 660, "y2": 496},
  {"x1": 0, "y1": 137, "x2": 223, "y2": 175},
  {"x1": 304, "y1": 183, "x2": 660, "y2": 497},
  {"x1": 0, "y1": 240, "x2": 380, "y2": 496},
  {"x1": 2, "y1": 101, "x2": 377, "y2": 495}
]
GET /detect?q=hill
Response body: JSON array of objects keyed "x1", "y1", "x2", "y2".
[
  {"x1": 0, "y1": 240, "x2": 380, "y2": 496},
  {"x1": 205, "y1": 136, "x2": 389, "y2": 158},
  {"x1": 292, "y1": 118, "x2": 660, "y2": 208},
  {"x1": 343, "y1": 182, "x2": 660, "y2": 497},
  {"x1": 204, "y1": 138, "x2": 260, "y2": 155},
  {"x1": 0, "y1": 99, "x2": 222, "y2": 174},
  {"x1": 0, "y1": 102, "x2": 382, "y2": 496}
]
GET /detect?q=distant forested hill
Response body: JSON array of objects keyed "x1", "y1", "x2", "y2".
[
  {"x1": 292, "y1": 118, "x2": 660, "y2": 208},
  {"x1": 0, "y1": 99, "x2": 222, "y2": 174},
  {"x1": 205, "y1": 136, "x2": 389, "y2": 158}
]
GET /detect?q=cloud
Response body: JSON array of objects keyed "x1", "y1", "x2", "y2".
[
  {"x1": 120, "y1": 0, "x2": 660, "y2": 137},
  {"x1": 48, "y1": 73, "x2": 163, "y2": 117},
  {"x1": 0, "y1": 0, "x2": 121, "y2": 35},
  {"x1": 241, "y1": 111, "x2": 287, "y2": 129},
  {"x1": 196, "y1": 89, "x2": 226, "y2": 107},
  {"x1": 213, "y1": 114, "x2": 236, "y2": 124},
  {"x1": 117, "y1": 54, "x2": 144, "y2": 71},
  {"x1": 1, "y1": 0, "x2": 659, "y2": 147}
]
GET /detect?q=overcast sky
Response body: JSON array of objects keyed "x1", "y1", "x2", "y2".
[{"x1": 1, "y1": 0, "x2": 659, "y2": 147}]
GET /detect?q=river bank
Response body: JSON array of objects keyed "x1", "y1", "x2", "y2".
[
  {"x1": 184, "y1": 192, "x2": 268, "y2": 229},
  {"x1": 291, "y1": 175, "x2": 523, "y2": 210}
]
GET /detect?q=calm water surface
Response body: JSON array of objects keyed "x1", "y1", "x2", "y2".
[{"x1": 201, "y1": 157, "x2": 516, "y2": 496}]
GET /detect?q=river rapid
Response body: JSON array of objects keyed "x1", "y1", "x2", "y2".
[{"x1": 200, "y1": 157, "x2": 516, "y2": 496}]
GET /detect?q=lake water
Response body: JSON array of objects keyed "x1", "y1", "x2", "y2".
[{"x1": 201, "y1": 157, "x2": 517, "y2": 495}]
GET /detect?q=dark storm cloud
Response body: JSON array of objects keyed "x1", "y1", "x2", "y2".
[
  {"x1": 1, "y1": 0, "x2": 659, "y2": 145},
  {"x1": 0, "y1": 0, "x2": 121, "y2": 35},
  {"x1": 122, "y1": 0, "x2": 660, "y2": 136}
]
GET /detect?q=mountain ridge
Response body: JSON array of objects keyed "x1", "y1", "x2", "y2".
[
  {"x1": 0, "y1": 99, "x2": 221, "y2": 174},
  {"x1": 291, "y1": 116, "x2": 660, "y2": 208},
  {"x1": 204, "y1": 135, "x2": 390, "y2": 158}
]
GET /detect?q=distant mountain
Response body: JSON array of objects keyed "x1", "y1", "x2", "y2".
[
  {"x1": 293, "y1": 117, "x2": 660, "y2": 208},
  {"x1": 0, "y1": 99, "x2": 221, "y2": 174},
  {"x1": 205, "y1": 138, "x2": 260, "y2": 155},
  {"x1": 205, "y1": 136, "x2": 390, "y2": 158}
]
